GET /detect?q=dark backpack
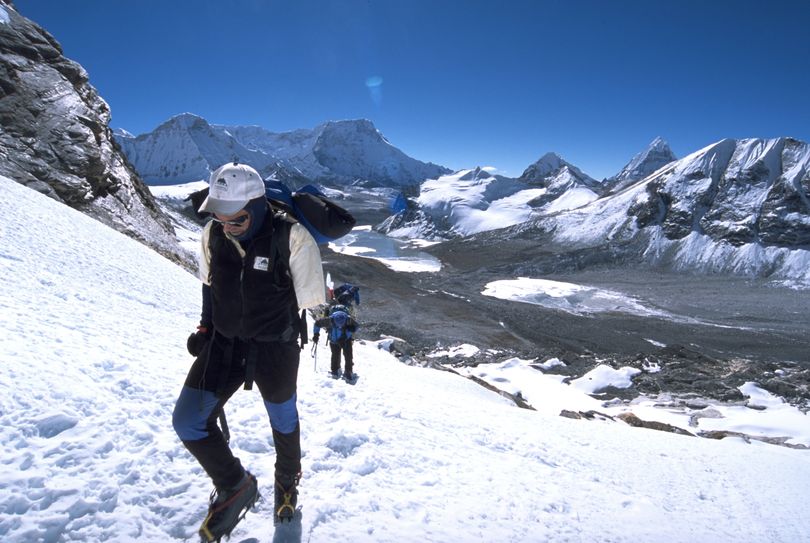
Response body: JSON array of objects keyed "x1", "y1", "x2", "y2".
[
  {"x1": 265, "y1": 180, "x2": 357, "y2": 244},
  {"x1": 333, "y1": 283, "x2": 360, "y2": 307},
  {"x1": 189, "y1": 180, "x2": 356, "y2": 244}
]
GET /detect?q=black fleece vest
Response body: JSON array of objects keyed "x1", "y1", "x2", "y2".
[{"x1": 208, "y1": 213, "x2": 299, "y2": 341}]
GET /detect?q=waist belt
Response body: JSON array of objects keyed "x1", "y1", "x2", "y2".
[{"x1": 212, "y1": 337, "x2": 259, "y2": 394}]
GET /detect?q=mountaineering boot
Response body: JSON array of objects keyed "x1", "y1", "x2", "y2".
[
  {"x1": 199, "y1": 471, "x2": 260, "y2": 542},
  {"x1": 274, "y1": 472, "x2": 300, "y2": 523}
]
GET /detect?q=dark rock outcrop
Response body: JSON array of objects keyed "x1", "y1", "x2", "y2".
[{"x1": 0, "y1": 2, "x2": 188, "y2": 265}]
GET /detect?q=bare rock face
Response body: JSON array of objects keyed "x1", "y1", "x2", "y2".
[
  {"x1": 628, "y1": 138, "x2": 810, "y2": 249},
  {"x1": 0, "y1": 2, "x2": 188, "y2": 266}
]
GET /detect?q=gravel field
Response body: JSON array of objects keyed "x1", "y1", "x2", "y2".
[{"x1": 322, "y1": 239, "x2": 810, "y2": 407}]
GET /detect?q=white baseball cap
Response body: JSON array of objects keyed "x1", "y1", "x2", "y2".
[{"x1": 199, "y1": 162, "x2": 265, "y2": 215}]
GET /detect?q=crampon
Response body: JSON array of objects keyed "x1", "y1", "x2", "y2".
[
  {"x1": 198, "y1": 472, "x2": 260, "y2": 542},
  {"x1": 274, "y1": 472, "x2": 301, "y2": 524}
]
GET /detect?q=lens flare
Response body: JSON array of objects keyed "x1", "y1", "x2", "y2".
[{"x1": 365, "y1": 75, "x2": 383, "y2": 107}]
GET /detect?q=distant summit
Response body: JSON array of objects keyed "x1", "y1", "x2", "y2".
[
  {"x1": 519, "y1": 152, "x2": 599, "y2": 189},
  {"x1": 115, "y1": 113, "x2": 278, "y2": 185},
  {"x1": 518, "y1": 152, "x2": 601, "y2": 211},
  {"x1": 605, "y1": 137, "x2": 677, "y2": 192}
]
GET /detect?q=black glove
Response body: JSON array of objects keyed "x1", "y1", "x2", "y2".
[
  {"x1": 312, "y1": 333, "x2": 320, "y2": 343},
  {"x1": 187, "y1": 326, "x2": 212, "y2": 357}
]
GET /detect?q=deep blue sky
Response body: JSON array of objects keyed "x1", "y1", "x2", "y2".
[{"x1": 14, "y1": 0, "x2": 810, "y2": 179}]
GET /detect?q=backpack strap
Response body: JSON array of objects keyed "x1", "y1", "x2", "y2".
[{"x1": 269, "y1": 210, "x2": 308, "y2": 350}]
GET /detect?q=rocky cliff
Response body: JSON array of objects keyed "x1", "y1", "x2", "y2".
[{"x1": 0, "y1": 2, "x2": 187, "y2": 265}]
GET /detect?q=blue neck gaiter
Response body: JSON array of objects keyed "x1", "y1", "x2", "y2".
[{"x1": 234, "y1": 197, "x2": 268, "y2": 242}]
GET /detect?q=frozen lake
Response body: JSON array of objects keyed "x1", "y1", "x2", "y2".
[{"x1": 327, "y1": 226, "x2": 441, "y2": 273}]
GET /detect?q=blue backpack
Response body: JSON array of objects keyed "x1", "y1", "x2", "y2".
[{"x1": 264, "y1": 181, "x2": 356, "y2": 244}]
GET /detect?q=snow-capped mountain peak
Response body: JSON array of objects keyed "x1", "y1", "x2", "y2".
[
  {"x1": 605, "y1": 137, "x2": 677, "y2": 192},
  {"x1": 457, "y1": 166, "x2": 495, "y2": 182},
  {"x1": 114, "y1": 113, "x2": 270, "y2": 185},
  {"x1": 518, "y1": 151, "x2": 599, "y2": 189},
  {"x1": 112, "y1": 127, "x2": 134, "y2": 139},
  {"x1": 164, "y1": 112, "x2": 208, "y2": 131},
  {"x1": 521, "y1": 152, "x2": 567, "y2": 180}
]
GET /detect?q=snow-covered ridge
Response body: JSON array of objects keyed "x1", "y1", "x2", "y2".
[
  {"x1": 115, "y1": 113, "x2": 450, "y2": 186},
  {"x1": 545, "y1": 137, "x2": 810, "y2": 285},
  {"x1": 380, "y1": 163, "x2": 600, "y2": 239}
]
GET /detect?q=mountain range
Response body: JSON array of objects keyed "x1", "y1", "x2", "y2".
[
  {"x1": 424, "y1": 137, "x2": 810, "y2": 287},
  {"x1": 116, "y1": 112, "x2": 682, "y2": 241},
  {"x1": 114, "y1": 114, "x2": 450, "y2": 187},
  {"x1": 543, "y1": 137, "x2": 810, "y2": 282},
  {"x1": 2, "y1": 1, "x2": 809, "y2": 290}
]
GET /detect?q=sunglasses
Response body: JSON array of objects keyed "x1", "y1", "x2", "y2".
[{"x1": 212, "y1": 215, "x2": 249, "y2": 226}]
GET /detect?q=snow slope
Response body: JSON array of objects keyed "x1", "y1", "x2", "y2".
[
  {"x1": 1, "y1": 174, "x2": 809, "y2": 542},
  {"x1": 416, "y1": 168, "x2": 544, "y2": 236}
]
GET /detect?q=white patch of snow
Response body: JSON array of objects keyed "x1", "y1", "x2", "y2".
[
  {"x1": 481, "y1": 277, "x2": 669, "y2": 317},
  {"x1": 148, "y1": 180, "x2": 208, "y2": 198},
  {"x1": 569, "y1": 365, "x2": 642, "y2": 394},
  {"x1": 458, "y1": 356, "x2": 810, "y2": 448},
  {"x1": 416, "y1": 170, "x2": 546, "y2": 236},
  {"x1": 538, "y1": 357, "x2": 566, "y2": 370},
  {"x1": 541, "y1": 186, "x2": 598, "y2": 213},
  {"x1": 428, "y1": 344, "x2": 480, "y2": 358}
]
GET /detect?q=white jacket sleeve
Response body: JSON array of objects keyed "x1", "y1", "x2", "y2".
[
  {"x1": 199, "y1": 221, "x2": 213, "y2": 284},
  {"x1": 288, "y1": 223, "x2": 326, "y2": 310}
]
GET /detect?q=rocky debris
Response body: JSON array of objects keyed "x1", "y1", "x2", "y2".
[
  {"x1": 465, "y1": 373, "x2": 536, "y2": 410},
  {"x1": 699, "y1": 430, "x2": 810, "y2": 450},
  {"x1": 560, "y1": 410, "x2": 809, "y2": 450},
  {"x1": 559, "y1": 409, "x2": 614, "y2": 421},
  {"x1": 324, "y1": 242, "x2": 810, "y2": 410},
  {"x1": 616, "y1": 412, "x2": 695, "y2": 436},
  {"x1": 0, "y1": 3, "x2": 188, "y2": 266}
]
